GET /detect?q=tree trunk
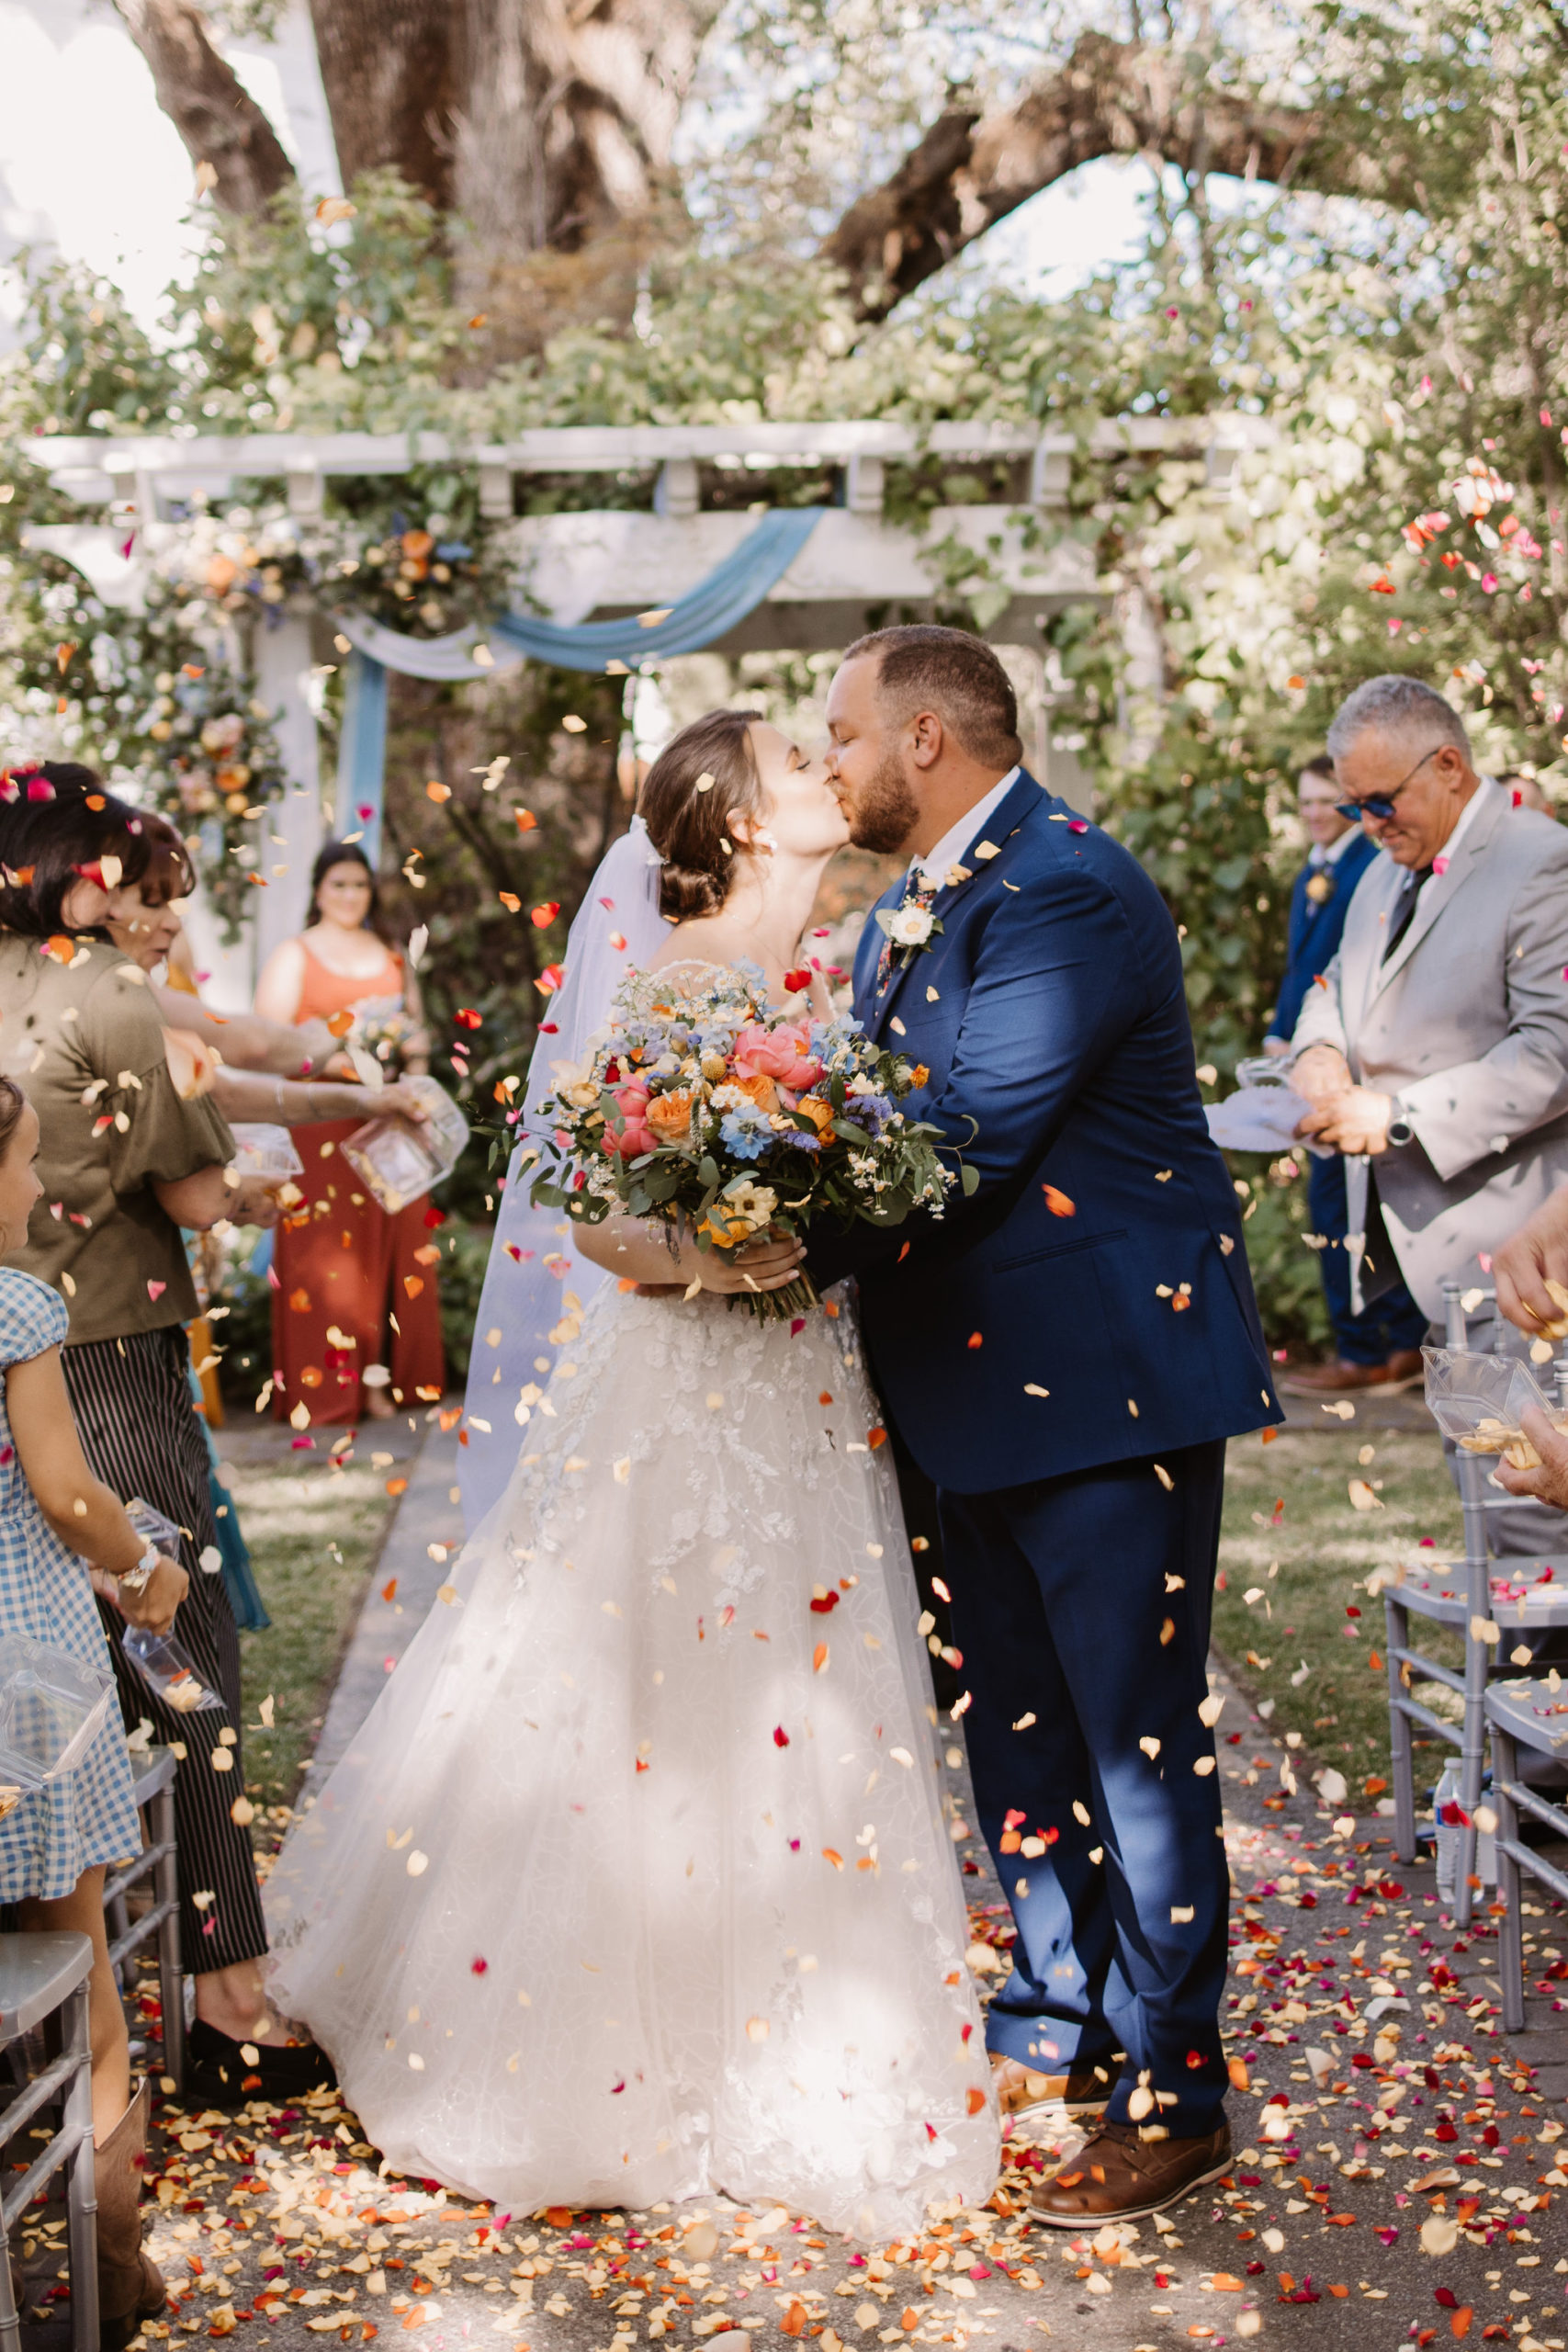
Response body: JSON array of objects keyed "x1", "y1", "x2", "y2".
[
  {"x1": 820, "y1": 31, "x2": 1393, "y2": 321},
  {"x1": 113, "y1": 0, "x2": 294, "y2": 215},
  {"x1": 306, "y1": 0, "x2": 456, "y2": 211},
  {"x1": 445, "y1": 0, "x2": 720, "y2": 345}
]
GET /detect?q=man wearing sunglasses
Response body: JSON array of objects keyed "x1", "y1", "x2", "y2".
[
  {"x1": 1267, "y1": 756, "x2": 1427, "y2": 1394},
  {"x1": 1287, "y1": 673, "x2": 1568, "y2": 1555}
]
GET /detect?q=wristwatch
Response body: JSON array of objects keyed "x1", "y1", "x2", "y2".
[{"x1": 118, "y1": 1543, "x2": 159, "y2": 1593}]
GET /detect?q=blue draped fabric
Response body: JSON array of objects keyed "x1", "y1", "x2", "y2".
[
  {"x1": 489, "y1": 505, "x2": 825, "y2": 669},
  {"x1": 333, "y1": 504, "x2": 825, "y2": 856},
  {"x1": 336, "y1": 646, "x2": 389, "y2": 863}
]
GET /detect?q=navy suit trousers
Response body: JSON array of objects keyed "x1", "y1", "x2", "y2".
[{"x1": 938, "y1": 1438, "x2": 1232, "y2": 2134}]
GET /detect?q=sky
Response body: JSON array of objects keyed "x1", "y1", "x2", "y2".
[
  {"x1": 0, "y1": 0, "x2": 1156, "y2": 349},
  {"x1": 0, "y1": 0, "x2": 340, "y2": 342}
]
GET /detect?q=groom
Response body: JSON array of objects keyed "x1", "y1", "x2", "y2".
[{"x1": 814, "y1": 626, "x2": 1281, "y2": 2222}]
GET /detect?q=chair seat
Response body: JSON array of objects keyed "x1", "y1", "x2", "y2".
[
  {"x1": 0, "y1": 1932, "x2": 93, "y2": 2039},
  {"x1": 128, "y1": 1746, "x2": 177, "y2": 1800},
  {"x1": 1390, "y1": 1560, "x2": 1568, "y2": 1625},
  {"x1": 1485, "y1": 1678, "x2": 1568, "y2": 1755}
]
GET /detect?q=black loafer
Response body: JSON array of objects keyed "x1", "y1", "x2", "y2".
[{"x1": 187, "y1": 2018, "x2": 337, "y2": 2104}]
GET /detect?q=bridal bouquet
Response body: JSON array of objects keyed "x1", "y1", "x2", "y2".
[{"x1": 527, "y1": 966, "x2": 960, "y2": 1318}]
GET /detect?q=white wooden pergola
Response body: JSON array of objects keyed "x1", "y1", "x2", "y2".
[{"x1": 24, "y1": 413, "x2": 1271, "y2": 1002}]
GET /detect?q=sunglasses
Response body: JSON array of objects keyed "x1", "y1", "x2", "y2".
[{"x1": 1335, "y1": 745, "x2": 1443, "y2": 825}]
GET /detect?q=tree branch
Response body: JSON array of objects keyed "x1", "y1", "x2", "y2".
[
  {"x1": 114, "y1": 0, "x2": 294, "y2": 214},
  {"x1": 819, "y1": 31, "x2": 1393, "y2": 322}
]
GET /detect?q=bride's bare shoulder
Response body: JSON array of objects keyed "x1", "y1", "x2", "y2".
[{"x1": 647, "y1": 922, "x2": 727, "y2": 976}]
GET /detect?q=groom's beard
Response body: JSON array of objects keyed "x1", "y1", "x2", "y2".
[{"x1": 847, "y1": 748, "x2": 920, "y2": 854}]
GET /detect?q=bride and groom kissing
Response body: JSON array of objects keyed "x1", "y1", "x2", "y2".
[{"x1": 264, "y1": 625, "x2": 1282, "y2": 2238}]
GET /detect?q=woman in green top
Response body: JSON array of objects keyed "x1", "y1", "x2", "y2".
[{"x1": 0, "y1": 763, "x2": 332, "y2": 2107}]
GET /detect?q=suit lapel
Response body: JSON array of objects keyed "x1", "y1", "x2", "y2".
[
  {"x1": 868, "y1": 770, "x2": 1047, "y2": 1041},
  {"x1": 1342, "y1": 854, "x2": 1401, "y2": 1038},
  {"x1": 854, "y1": 875, "x2": 904, "y2": 1023},
  {"x1": 1366, "y1": 780, "x2": 1504, "y2": 1005}
]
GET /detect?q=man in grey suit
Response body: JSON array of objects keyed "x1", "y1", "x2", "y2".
[{"x1": 1289, "y1": 674, "x2": 1568, "y2": 1556}]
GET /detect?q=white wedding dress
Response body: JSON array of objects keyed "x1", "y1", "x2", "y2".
[{"x1": 265, "y1": 1270, "x2": 1000, "y2": 2233}]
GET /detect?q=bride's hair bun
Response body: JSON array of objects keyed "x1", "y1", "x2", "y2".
[{"x1": 638, "y1": 709, "x2": 763, "y2": 922}]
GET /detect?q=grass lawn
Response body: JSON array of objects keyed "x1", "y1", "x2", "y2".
[
  {"x1": 220, "y1": 1449, "x2": 403, "y2": 1813},
  {"x1": 1214, "y1": 1422, "x2": 1467, "y2": 1794}
]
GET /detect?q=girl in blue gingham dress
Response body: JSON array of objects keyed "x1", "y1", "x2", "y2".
[
  {"x1": 0, "y1": 1073, "x2": 187, "y2": 2159},
  {"x1": 0, "y1": 1265, "x2": 142, "y2": 1895}
]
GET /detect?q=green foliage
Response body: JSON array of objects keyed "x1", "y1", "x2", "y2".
[
  {"x1": 1103, "y1": 718, "x2": 1288, "y2": 1072},
  {"x1": 1230, "y1": 1160, "x2": 1335, "y2": 1361},
  {"x1": 368, "y1": 662, "x2": 633, "y2": 1183},
  {"x1": 6, "y1": 253, "x2": 180, "y2": 436},
  {"x1": 218, "y1": 1262, "x2": 273, "y2": 1406},
  {"x1": 165, "y1": 174, "x2": 465, "y2": 435}
]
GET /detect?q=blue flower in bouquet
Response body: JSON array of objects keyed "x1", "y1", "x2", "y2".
[
  {"x1": 850, "y1": 1091, "x2": 896, "y2": 1134},
  {"x1": 780, "y1": 1125, "x2": 823, "y2": 1153},
  {"x1": 719, "y1": 1103, "x2": 774, "y2": 1160},
  {"x1": 809, "y1": 1015, "x2": 859, "y2": 1057}
]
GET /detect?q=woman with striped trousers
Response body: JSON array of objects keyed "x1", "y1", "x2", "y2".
[{"x1": 0, "y1": 764, "x2": 332, "y2": 2104}]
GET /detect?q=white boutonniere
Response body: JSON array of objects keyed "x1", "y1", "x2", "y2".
[{"x1": 874, "y1": 883, "x2": 943, "y2": 968}]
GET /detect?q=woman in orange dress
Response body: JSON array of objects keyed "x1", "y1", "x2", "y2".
[{"x1": 254, "y1": 841, "x2": 445, "y2": 1425}]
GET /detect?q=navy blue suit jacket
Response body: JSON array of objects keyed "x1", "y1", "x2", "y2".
[
  {"x1": 1269, "y1": 830, "x2": 1378, "y2": 1043},
  {"x1": 812, "y1": 772, "x2": 1283, "y2": 1493}
]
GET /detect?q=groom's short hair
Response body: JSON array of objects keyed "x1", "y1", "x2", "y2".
[{"x1": 842, "y1": 625, "x2": 1023, "y2": 770}]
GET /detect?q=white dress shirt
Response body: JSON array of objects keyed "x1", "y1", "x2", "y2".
[
  {"x1": 1309, "y1": 822, "x2": 1364, "y2": 874},
  {"x1": 912, "y1": 766, "x2": 1021, "y2": 890}
]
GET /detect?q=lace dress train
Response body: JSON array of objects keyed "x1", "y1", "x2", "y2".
[{"x1": 267, "y1": 1282, "x2": 998, "y2": 2230}]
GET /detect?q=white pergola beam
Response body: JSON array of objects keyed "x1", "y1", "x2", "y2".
[{"x1": 28, "y1": 413, "x2": 1276, "y2": 509}]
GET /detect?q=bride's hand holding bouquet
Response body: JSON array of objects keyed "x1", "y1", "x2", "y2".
[{"x1": 527, "y1": 963, "x2": 958, "y2": 1319}]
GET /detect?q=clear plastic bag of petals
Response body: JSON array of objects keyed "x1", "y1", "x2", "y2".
[
  {"x1": 342, "y1": 1076, "x2": 469, "y2": 1214},
  {"x1": 120, "y1": 1628, "x2": 225, "y2": 1713},
  {"x1": 1422, "y1": 1345, "x2": 1564, "y2": 1464},
  {"x1": 0, "y1": 1633, "x2": 114, "y2": 1800}
]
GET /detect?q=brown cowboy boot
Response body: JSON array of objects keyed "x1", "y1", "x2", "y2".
[
  {"x1": 96, "y1": 2077, "x2": 167, "y2": 2349},
  {"x1": 1031, "y1": 2116, "x2": 1233, "y2": 2224}
]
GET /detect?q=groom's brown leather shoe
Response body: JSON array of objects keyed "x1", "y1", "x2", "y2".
[
  {"x1": 990, "y1": 2054, "x2": 1106, "y2": 2115},
  {"x1": 1030, "y1": 2117, "x2": 1233, "y2": 2223}
]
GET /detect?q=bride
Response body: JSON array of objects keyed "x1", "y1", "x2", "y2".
[{"x1": 265, "y1": 710, "x2": 1000, "y2": 2234}]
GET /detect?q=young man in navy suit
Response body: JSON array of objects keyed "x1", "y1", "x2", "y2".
[
  {"x1": 814, "y1": 626, "x2": 1282, "y2": 2222},
  {"x1": 1265, "y1": 756, "x2": 1427, "y2": 1394}
]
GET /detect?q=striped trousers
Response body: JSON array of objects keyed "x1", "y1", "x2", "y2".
[{"x1": 62, "y1": 1326, "x2": 268, "y2": 1974}]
